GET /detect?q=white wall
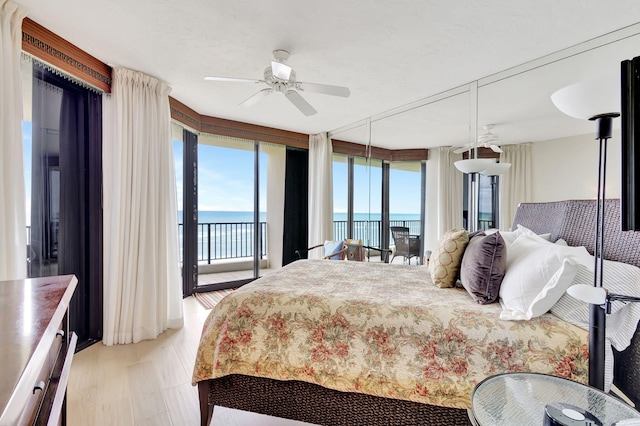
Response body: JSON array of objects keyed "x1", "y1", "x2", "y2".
[{"x1": 530, "y1": 129, "x2": 621, "y2": 202}]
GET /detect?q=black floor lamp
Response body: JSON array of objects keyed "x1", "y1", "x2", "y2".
[
  {"x1": 551, "y1": 79, "x2": 620, "y2": 391},
  {"x1": 589, "y1": 112, "x2": 619, "y2": 390}
]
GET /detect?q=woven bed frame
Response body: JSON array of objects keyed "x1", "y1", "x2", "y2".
[{"x1": 197, "y1": 199, "x2": 640, "y2": 426}]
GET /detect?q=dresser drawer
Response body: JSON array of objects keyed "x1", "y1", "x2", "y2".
[
  {"x1": 35, "y1": 332, "x2": 77, "y2": 426},
  {"x1": 0, "y1": 275, "x2": 78, "y2": 426},
  {"x1": 15, "y1": 325, "x2": 68, "y2": 426}
]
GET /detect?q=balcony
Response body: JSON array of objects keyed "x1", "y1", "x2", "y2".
[{"x1": 180, "y1": 219, "x2": 422, "y2": 284}]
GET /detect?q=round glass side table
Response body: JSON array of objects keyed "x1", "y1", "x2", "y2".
[{"x1": 470, "y1": 372, "x2": 640, "y2": 426}]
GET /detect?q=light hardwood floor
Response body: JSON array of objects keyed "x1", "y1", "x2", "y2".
[{"x1": 67, "y1": 296, "x2": 210, "y2": 426}]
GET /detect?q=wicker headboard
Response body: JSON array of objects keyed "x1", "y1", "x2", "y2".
[
  {"x1": 512, "y1": 199, "x2": 640, "y2": 406},
  {"x1": 512, "y1": 199, "x2": 640, "y2": 268}
]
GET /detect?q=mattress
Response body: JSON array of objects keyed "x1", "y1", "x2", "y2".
[{"x1": 192, "y1": 259, "x2": 589, "y2": 409}]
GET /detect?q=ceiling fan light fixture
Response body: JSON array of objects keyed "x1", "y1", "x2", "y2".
[
  {"x1": 271, "y1": 61, "x2": 292, "y2": 80},
  {"x1": 480, "y1": 162, "x2": 511, "y2": 176},
  {"x1": 454, "y1": 158, "x2": 494, "y2": 174}
]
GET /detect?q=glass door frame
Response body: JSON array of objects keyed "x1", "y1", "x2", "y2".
[
  {"x1": 181, "y1": 128, "x2": 264, "y2": 296},
  {"x1": 182, "y1": 129, "x2": 198, "y2": 296}
]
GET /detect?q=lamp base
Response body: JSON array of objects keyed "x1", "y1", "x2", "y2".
[{"x1": 544, "y1": 403, "x2": 602, "y2": 426}]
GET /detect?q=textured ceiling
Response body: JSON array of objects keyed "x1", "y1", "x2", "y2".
[{"x1": 14, "y1": 0, "x2": 640, "y2": 149}]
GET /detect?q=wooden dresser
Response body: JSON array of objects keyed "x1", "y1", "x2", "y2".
[{"x1": 0, "y1": 275, "x2": 78, "y2": 426}]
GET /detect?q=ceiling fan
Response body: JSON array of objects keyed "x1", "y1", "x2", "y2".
[
  {"x1": 454, "y1": 124, "x2": 504, "y2": 154},
  {"x1": 204, "y1": 49, "x2": 350, "y2": 116}
]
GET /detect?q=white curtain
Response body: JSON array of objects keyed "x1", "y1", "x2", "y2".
[
  {"x1": 308, "y1": 133, "x2": 333, "y2": 259},
  {"x1": 499, "y1": 143, "x2": 532, "y2": 230},
  {"x1": 425, "y1": 147, "x2": 463, "y2": 250},
  {"x1": 103, "y1": 67, "x2": 183, "y2": 345},
  {"x1": 0, "y1": 1, "x2": 26, "y2": 281}
]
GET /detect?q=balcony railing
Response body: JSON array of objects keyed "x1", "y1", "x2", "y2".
[
  {"x1": 333, "y1": 219, "x2": 421, "y2": 248},
  {"x1": 178, "y1": 219, "x2": 422, "y2": 264},
  {"x1": 178, "y1": 222, "x2": 267, "y2": 264}
]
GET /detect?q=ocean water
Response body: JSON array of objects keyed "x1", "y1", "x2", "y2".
[
  {"x1": 178, "y1": 210, "x2": 420, "y2": 223},
  {"x1": 178, "y1": 211, "x2": 420, "y2": 224},
  {"x1": 333, "y1": 212, "x2": 420, "y2": 222}
]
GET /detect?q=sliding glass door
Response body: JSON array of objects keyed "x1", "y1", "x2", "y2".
[
  {"x1": 389, "y1": 161, "x2": 422, "y2": 264},
  {"x1": 174, "y1": 127, "x2": 285, "y2": 294},
  {"x1": 354, "y1": 156, "x2": 382, "y2": 250},
  {"x1": 332, "y1": 153, "x2": 384, "y2": 254}
]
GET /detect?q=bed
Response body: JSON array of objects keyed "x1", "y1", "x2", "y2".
[{"x1": 193, "y1": 199, "x2": 640, "y2": 426}]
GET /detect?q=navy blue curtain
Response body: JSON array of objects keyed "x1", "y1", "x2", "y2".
[
  {"x1": 30, "y1": 63, "x2": 103, "y2": 349},
  {"x1": 282, "y1": 147, "x2": 309, "y2": 265}
]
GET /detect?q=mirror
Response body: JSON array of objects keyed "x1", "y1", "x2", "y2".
[{"x1": 330, "y1": 26, "x2": 640, "y2": 254}]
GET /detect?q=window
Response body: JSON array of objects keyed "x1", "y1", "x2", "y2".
[
  {"x1": 332, "y1": 153, "x2": 349, "y2": 240},
  {"x1": 463, "y1": 173, "x2": 499, "y2": 231},
  {"x1": 389, "y1": 161, "x2": 422, "y2": 235},
  {"x1": 22, "y1": 57, "x2": 103, "y2": 347}
]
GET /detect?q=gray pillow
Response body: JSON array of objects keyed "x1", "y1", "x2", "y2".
[{"x1": 460, "y1": 232, "x2": 506, "y2": 304}]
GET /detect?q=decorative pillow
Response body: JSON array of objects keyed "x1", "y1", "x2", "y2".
[
  {"x1": 460, "y1": 232, "x2": 507, "y2": 304},
  {"x1": 428, "y1": 229, "x2": 469, "y2": 288},
  {"x1": 345, "y1": 239, "x2": 365, "y2": 261},
  {"x1": 323, "y1": 240, "x2": 344, "y2": 260},
  {"x1": 499, "y1": 234, "x2": 592, "y2": 320}
]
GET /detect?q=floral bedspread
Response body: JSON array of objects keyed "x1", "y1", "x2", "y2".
[{"x1": 192, "y1": 260, "x2": 588, "y2": 409}]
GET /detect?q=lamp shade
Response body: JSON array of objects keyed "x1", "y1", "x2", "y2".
[
  {"x1": 480, "y1": 162, "x2": 511, "y2": 176},
  {"x1": 567, "y1": 284, "x2": 607, "y2": 305},
  {"x1": 454, "y1": 158, "x2": 493, "y2": 174},
  {"x1": 551, "y1": 76, "x2": 620, "y2": 120}
]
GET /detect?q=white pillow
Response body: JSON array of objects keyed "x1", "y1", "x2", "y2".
[
  {"x1": 499, "y1": 234, "x2": 592, "y2": 320},
  {"x1": 515, "y1": 224, "x2": 552, "y2": 242},
  {"x1": 499, "y1": 224, "x2": 551, "y2": 247},
  {"x1": 553, "y1": 259, "x2": 640, "y2": 351}
]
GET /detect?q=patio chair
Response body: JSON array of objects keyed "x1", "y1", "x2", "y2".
[
  {"x1": 295, "y1": 240, "x2": 346, "y2": 260},
  {"x1": 296, "y1": 239, "x2": 390, "y2": 262},
  {"x1": 390, "y1": 226, "x2": 421, "y2": 264}
]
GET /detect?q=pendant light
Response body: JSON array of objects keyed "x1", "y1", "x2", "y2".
[
  {"x1": 456, "y1": 82, "x2": 495, "y2": 173},
  {"x1": 455, "y1": 81, "x2": 511, "y2": 176}
]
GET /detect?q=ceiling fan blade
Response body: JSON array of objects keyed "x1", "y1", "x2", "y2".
[
  {"x1": 238, "y1": 88, "x2": 272, "y2": 108},
  {"x1": 285, "y1": 90, "x2": 317, "y2": 116},
  {"x1": 295, "y1": 81, "x2": 350, "y2": 98},
  {"x1": 205, "y1": 76, "x2": 263, "y2": 84},
  {"x1": 453, "y1": 145, "x2": 471, "y2": 154},
  {"x1": 490, "y1": 144, "x2": 503, "y2": 153}
]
